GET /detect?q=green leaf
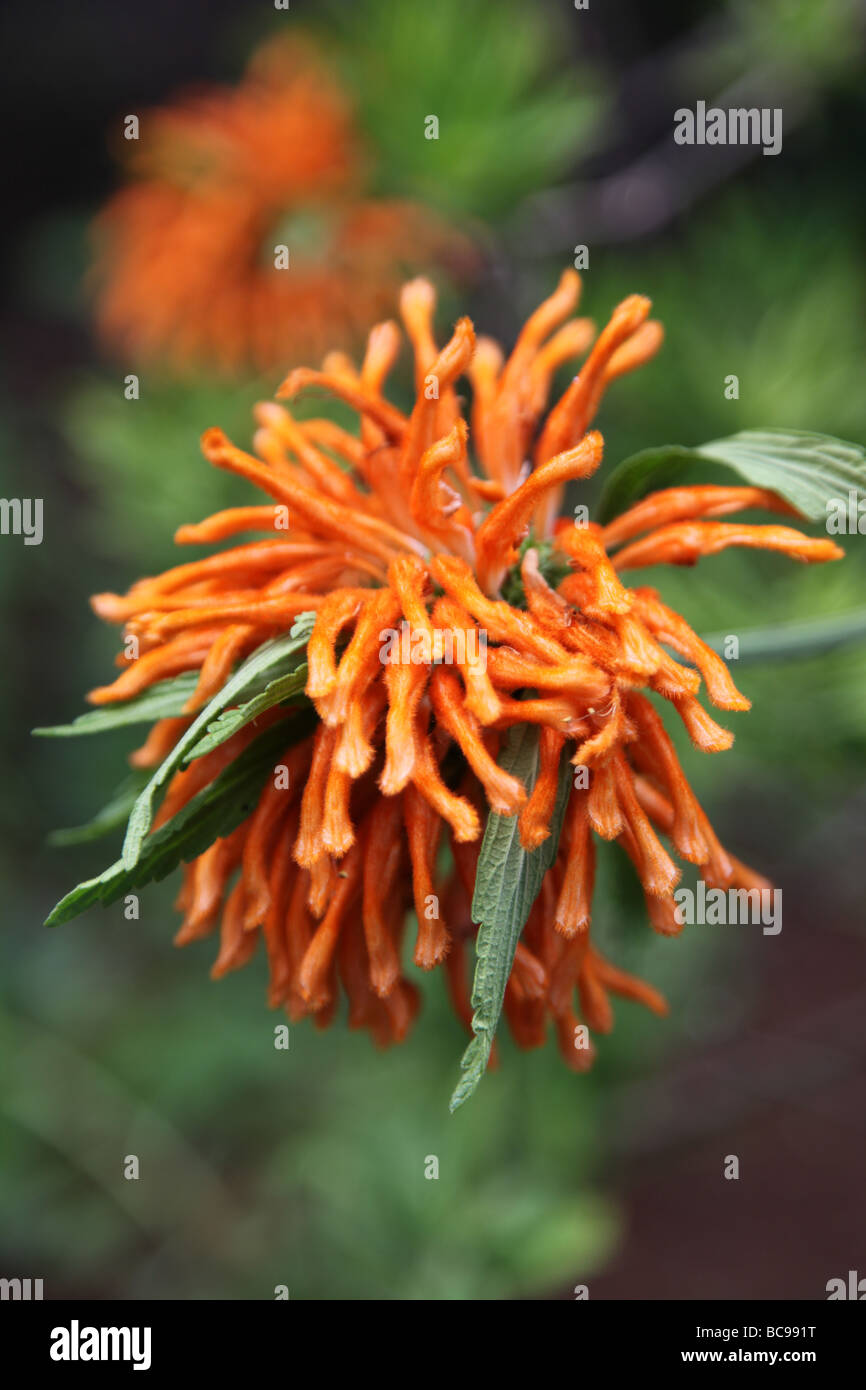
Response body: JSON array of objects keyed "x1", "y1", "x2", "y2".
[
  {"x1": 48, "y1": 771, "x2": 151, "y2": 847},
  {"x1": 121, "y1": 618, "x2": 314, "y2": 871},
  {"x1": 183, "y1": 665, "x2": 309, "y2": 763},
  {"x1": 45, "y1": 711, "x2": 316, "y2": 926},
  {"x1": 597, "y1": 429, "x2": 866, "y2": 525},
  {"x1": 32, "y1": 673, "x2": 199, "y2": 737},
  {"x1": 449, "y1": 725, "x2": 572, "y2": 1113},
  {"x1": 703, "y1": 608, "x2": 866, "y2": 664}
]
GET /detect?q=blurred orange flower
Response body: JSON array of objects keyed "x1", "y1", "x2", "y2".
[
  {"x1": 91, "y1": 37, "x2": 471, "y2": 374},
  {"x1": 81, "y1": 271, "x2": 845, "y2": 1072}
]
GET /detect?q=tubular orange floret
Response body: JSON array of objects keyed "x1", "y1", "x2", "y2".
[
  {"x1": 474, "y1": 431, "x2": 604, "y2": 594},
  {"x1": 184, "y1": 624, "x2": 253, "y2": 711},
  {"x1": 587, "y1": 755, "x2": 625, "y2": 841},
  {"x1": 211, "y1": 880, "x2": 259, "y2": 980},
  {"x1": 277, "y1": 367, "x2": 408, "y2": 441},
  {"x1": 334, "y1": 676, "x2": 387, "y2": 778},
  {"x1": 627, "y1": 693, "x2": 709, "y2": 863},
  {"x1": 400, "y1": 278, "x2": 439, "y2": 390},
  {"x1": 602, "y1": 319, "x2": 665, "y2": 383},
  {"x1": 241, "y1": 747, "x2": 305, "y2": 929},
  {"x1": 554, "y1": 521, "x2": 632, "y2": 615},
  {"x1": 430, "y1": 553, "x2": 589, "y2": 667},
  {"x1": 360, "y1": 319, "x2": 402, "y2": 442},
  {"x1": 612, "y1": 519, "x2": 845, "y2": 570},
  {"x1": 410, "y1": 421, "x2": 476, "y2": 562},
  {"x1": 602, "y1": 483, "x2": 799, "y2": 549},
  {"x1": 495, "y1": 695, "x2": 585, "y2": 735},
  {"x1": 298, "y1": 843, "x2": 362, "y2": 1011},
  {"x1": 631, "y1": 587, "x2": 750, "y2": 711},
  {"x1": 261, "y1": 823, "x2": 299, "y2": 1007},
  {"x1": 142, "y1": 592, "x2": 321, "y2": 639},
  {"x1": 320, "y1": 761, "x2": 355, "y2": 857},
  {"x1": 361, "y1": 798, "x2": 405, "y2": 996},
  {"x1": 429, "y1": 667, "x2": 527, "y2": 816},
  {"x1": 484, "y1": 269, "x2": 584, "y2": 491},
  {"x1": 535, "y1": 293, "x2": 652, "y2": 467},
  {"x1": 324, "y1": 587, "x2": 401, "y2": 726},
  {"x1": 87, "y1": 629, "x2": 221, "y2": 703},
  {"x1": 467, "y1": 336, "x2": 505, "y2": 480},
  {"x1": 606, "y1": 611, "x2": 665, "y2": 678},
  {"x1": 611, "y1": 751, "x2": 680, "y2": 898},
  {"x1": 174, "y1": 506, "x2": 295, "y2": 544},
  {"x1": 554, "y1": 791, "x2": 595, "y2": 937},
  {"x1": 590, "y1": 946, "x2": 668, "y2": 1015},
  {"x1": 254, "y1": 401, "x2": 371, "y2": 508},
  {"x1": 306, "y1": 590, "x2": 365, "y2": 701},
  {"x1": 431, "y1": 595, "x2": 500, "y2": 725},
  {"x1": 306, "y1": 853, "x2": 337, "y2": 920},
  {"x1": 388, "y1": 553, "x2": 436, "y2": 640},
  {"x1": 519, "y1": 728, "x2": 567, "y2": 851},
  {"x1": 411, "y1": 708, "x2": 480, "y2": 843},
  {"x1": 404, "y1": 783, "x2": 450, "y2": 969},
  {"x1": 571, "y1": 690, "x2": 625, "y2": 765},
  {"x1": 174, "y1": 829, "x2": 247, "y2": 945},
  {"x1": 527, "y1": 319, "x2": 596, "y2": 417},
  {"x1": 294, "y1": 724, "x2": 336, "y2": 868},
  {"x1": 672, "y1": 694, "x2": 735, "y2": 753},
  {"x1": 380, "y1": 656, "x2": 428, "y2": 793},
  {"x1": 202, "y1": 425, "x2": 424, "y2": 564},
  {"x1": 399, "y1": 316, "x2": 476, "y2": 491},
  {"x1": 521, "y1": 547, "x2": 574, "y2": 634},
  {"x1": 301, "y1": 421, "x2": 368, "y2": 478},
  {"x1": 484, "y1": 645, "x2": 609, "y2": 702}
]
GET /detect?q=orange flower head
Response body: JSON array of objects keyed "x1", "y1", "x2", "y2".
[
  {"x1": 82, "y1": 270, "x2": 844, "y2": 1074},
  {"x1": 92, "y1": 36, "x2": 470, "y2": 374}
]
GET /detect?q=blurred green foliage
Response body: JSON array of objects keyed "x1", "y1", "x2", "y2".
[
  {"x1": 320, "y1": 0, "x2": 604, "y2": 219},
  {"x1": 713, "y1": 0, "x2": 865, "y2": 85}
]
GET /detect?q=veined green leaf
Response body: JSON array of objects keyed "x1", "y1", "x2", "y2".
[
  {"x1": 48, "y1": 771, "x2": 151, "y2": 847},
  {"x1": 449, "y1": 725, "x2": 572, "y2": 1113},
  {"x1": 121, "y1": 617, "x2": 315, "y2": 870},
  {"x1": 183, "y1": 665, "x2": 309, "y2": 763},
  {"x1": 32, "y1": 673, "x2": 199, "y2": 737},
  {"x1": 703, "y1": 608, "x2": 866, "y2": 664},
  {"x1": 597, "y1": 430, "x2": 866, "y2": 525},
  {"x1": 45, "y1": 711, "x2": 316, "y2": 927}
]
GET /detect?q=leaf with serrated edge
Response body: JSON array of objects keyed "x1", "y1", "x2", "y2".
[
  {"x1": 121, "y1": 618, "x2": 314, "y2": 870},
  {"x1": 449, "y1": 725, "x2": 572, "y2": 1112},
  {"x1": 183, "y1": 665, "x2": 309, "y2": 763},
  {"x1": 45, "y1": 712, "x2": 316, "y2": 926},
  {"x1": 32, "y1": 673, "x2": 199, "y2": 737},
  {"x1": 597, "y1": 430, "x2": 866, "y2": 525}
]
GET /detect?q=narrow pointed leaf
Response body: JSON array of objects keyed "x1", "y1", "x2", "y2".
[
  {"x1": 183, "y1": 665, "x2": 309, "y2": 763},
  {"x1": 450, "y1": 725, "x2": 572, "y2": 1113},
  {"x1": 121, "y1": 617, "x2": 315, "y2": 869},
  {"x1": 32, "y1": 673, "x2": 199, "y2": 737},
  {"x1": 45, "y1": 711, "x2": 316, "y2": 926}
]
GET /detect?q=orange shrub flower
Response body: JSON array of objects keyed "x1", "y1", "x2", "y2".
[
  {"x1": 91, "y1": 37, "x2": 470, "y2": 374},
  {"x1": 85, "y1": 271, "x2": 843, "y2": 1067}
]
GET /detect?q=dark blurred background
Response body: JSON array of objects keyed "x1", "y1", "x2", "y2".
[{"x1": 1, "y1": 0, "x2": 865, "y2": 1299}]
